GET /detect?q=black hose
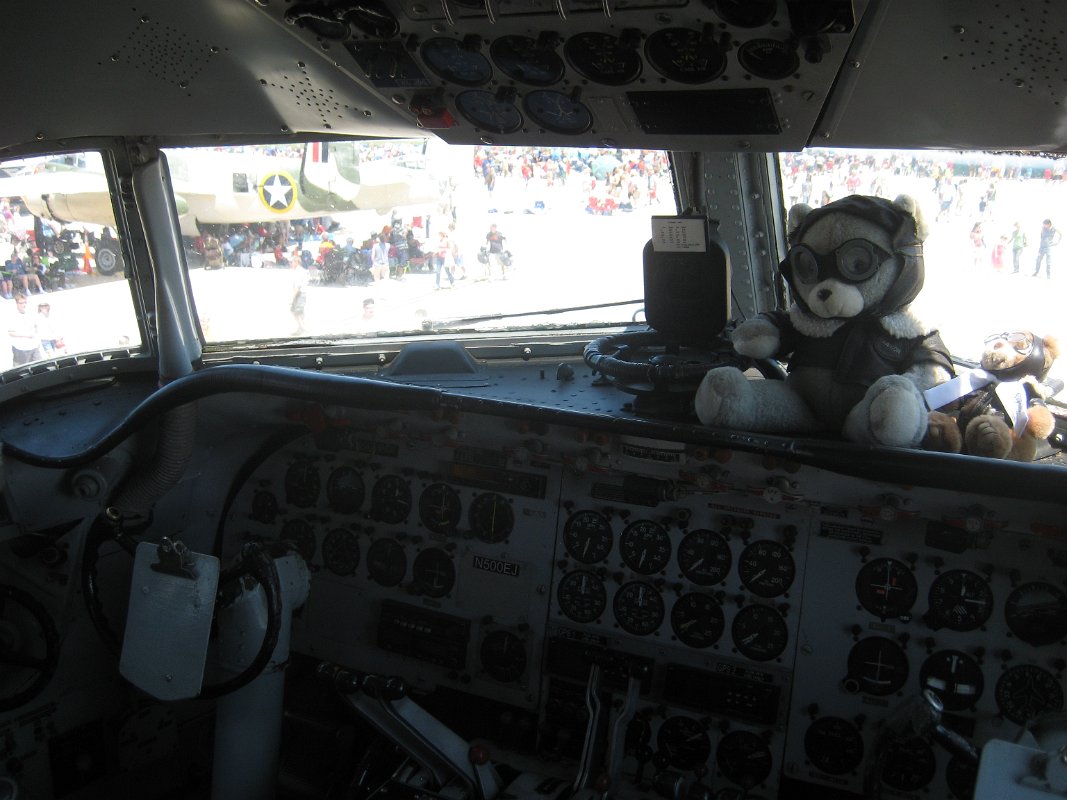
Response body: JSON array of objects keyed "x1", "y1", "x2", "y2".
[{"x1": 2, "y1": 364, "x2": 442, "y2": 469}]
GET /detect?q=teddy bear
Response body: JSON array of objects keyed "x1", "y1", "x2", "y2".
[
  {"x1": 924, "y1": 332, "x2": 1060, "y2": 461},
  {"x1": 695, "y1": 194, "x2": 954, "y2": 448}
]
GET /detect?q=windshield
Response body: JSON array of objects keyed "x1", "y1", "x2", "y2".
[
  {"x1": 172, "y1": 142, "x2": 676, "y2": 342},
  {"x1": 781, "y1": 148, "x2": 1067, "y2": 386}
]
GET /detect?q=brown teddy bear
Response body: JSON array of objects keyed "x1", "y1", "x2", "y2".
[{"x1": 924, "y1": 331, "x2": 1060, "y2": 461}]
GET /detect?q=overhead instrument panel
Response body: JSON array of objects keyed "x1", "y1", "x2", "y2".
[{"x1": 262, "y1": 0, "x2": 870, "y2": 149}]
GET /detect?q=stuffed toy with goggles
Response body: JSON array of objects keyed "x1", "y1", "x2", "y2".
[
  {"x1": 695, "y1": 194, "x2": 953, "y2": 447},
  {"x1": 924, "y1": 331, "x2": 1060, "y2": 461}
]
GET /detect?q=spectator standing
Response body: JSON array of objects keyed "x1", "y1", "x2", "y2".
[
  {"x1": 370, "y1": 234, "x2": 390, "y2": 282},
  {"x1": 969, "y1": 222, "x2": 986, "y2": 269},
  {"x1": 202, "y1": 233, "x2": 224, "y2": 270},
  {"x1": 434, "y1": 230, "x2": 455, "y2": 290},
  {"x1": 7, "y1": 294, "x2": 41, "y2": 365},
  {"x1": 1033, "y1": 218, "x2": 1061, "y2": 278},
  {"x1": 1010, "y1": 221, "x2": 1028, "y2": 274},
  {"x1": 36, "y1": 302, "x2": 63, "y2": 356},
  {"x1": 290, "y1": 258, "x2": 308, "y2": 335},
  {"x1": 484, "y1": 223, "x2": 508, "y2": 280}
]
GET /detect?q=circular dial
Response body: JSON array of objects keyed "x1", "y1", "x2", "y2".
[
  {"x1": 523, "y1": 91, "x2": 593, "y2": 136},
  {"x1": 644, "y1": 28, "x2": 727, "y2": 84},
  {"x1": 251, "y1": 490, "x2": 278, "y2": 523},
  {"x1": 678, "y1": 529, "x2": 732, "y2": 586},
  {"x1": 716, "y1": 730, "x2": 772, "y2": 789},
  {"x1": 468, "y1": 492, "x2": 514, "y2": 543},
  {"x1": 1005, "y1": 581, "x2": 1067, "y2": 646},
  {"x1": 280, "y1": 518, "x2": 316, "y2": 563},
  {"x1": 656, "y1": 716, "x2": 711, "y2": 771},
  {"x1": 613, "y1": 581, "x2": 664, "y2": 635},
  {"x1": 454, "y1": 91, "x2": 523, "y2": 135},
  {"x1": 563, "y1": 510, "x2": 613, "y2": 564},
  {"x1": 564, "y1": 32, "x2": 642, "y2": 86},
  {"x1": 370, "y1": 475, "x2": 413, "y2": 524},
  {"x1": 738, "y1": 540, "x2": 795, "y2": 597},
  {"x1": 995, "y1": 664, "x2": 1064, "y2": 725},
  {"x1": 926, "y1": 569, "x2": 994, "y2": 632},
  {"x1": 620, "y1": 520, "x2": 672, "y2": 575},
  {"x1": 881, "y1": 736, "x2": 937, "y2": 792},
  {"x1": 322, "y1": 528, "x2": 360, "y2": 576},
  {"x1": 489, "y1": 35, "x2": 565, "y2": 86},
  {"x1": 855, "y1": 558, "x2": 918, "y2": 619},
  {"x1": 737, "y1": 38, "x2": 800, "y2": 80},
  {"x1": 418, "y1": 483, "x2": 462, "y2": 534},
  {"x1": 557, "y1": 570, "x2": 606, "y2": 623},
  {"x1": 366, "y1": 538, "x2": 407, "y2": 587},
  {"x1": 420, "y1": 37, "x2": 492, "y2": 86},
  {"x1": 411, "y1": 548, "x2": 455, "y2": 598},
  {"x1": 731, "y1": 604, "x2": 788, "y2": 661},
  {"x1": 326, "y1": 466, "x2": 365, "y2": 514},
  {"x1": 480, "y1": 630, "x2": 527, "y2": 682},
  {"x1": 284, "y1": 460, "x2": 321, "y2": 508},
  {"x1": 804, "y1": 717, "x2": 864, "y2": 775},
  {"x1": 0, "y1": 585, "x2": 59, "y2": 712},
  {"x1": 846, "y1": 636, "x2": 909, "y2": 696},
  {"x1": 671, "y1": 592, "x2": 725, "y2": 649},
  {"x1": 946, "y1": 752, "x2": 979, "y2": 800},
  {"x1": 920, "y1": 650, "x2": 984, "y2": 712}
]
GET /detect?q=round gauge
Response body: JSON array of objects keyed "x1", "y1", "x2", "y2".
[
  {"x1": 995, "y1": 664, "x2": 1064, "y2": 725},
  {"x1": 716, "y1": 730, "x2": 772, "y2": 789},
  {"x1": 678, "y1": 529, "x2": 732, "y2": 586},
  {"x1": 1005, "y1": 581, "x2": 1067, "y2": 646},
  {"x1": 613, "y1": 581, "x2": 664, "y2": 636},
  {"x1": 713, "y1": 0, "x2": 776, "y2": 27},
  {"x1": 480, "y1": 630, "x2": 526, "y2": 682},
  {"x1": 420, "y1": 37, "x2": 492, "y2": 87},
  {"x1": 469, "y1": 492, "x2": 514, "y2": 543},
  {"x1": 280, "y1": 518, "x2": 316, "y2": 563},
  {"x1": 644, "y1": 28, "x2": 727, "y2": 84},
  {"x1": 285, "y1": 460, "x2": 321, "y2": 508},
  {"x1": 738, "y1": 540, "x2": 795, "y2": 597},
  {"x1": 411, "y1": 548, "x2": 455, "y2": 598},
  {"x1": 671, "y1": 592, "x2": 725, "y2": 649},
  {"x1": 656, "y1": 716, "x2": 711, "y2": 771},
  {"x1": 564, "y1": 32, "x2": 642, "y2": 86},
  {"x1": 454, "y1": 91, "x2": 523, "y2": 135},
  {"x1": 926, "y1": 569, "x2": 994, "y2": 632},
  {"x1": 418, "y1": 483, "x2": 462, "y2": 534},
  {"x1": 563, "y1": 510, "x2": 613, "y2": 564},
  {"x1": 321, "y1": 528, "x2": 360, "y2": 576},
  {"x1": 946, "y1": 752, "x2": 979, "y2": 800},
  {"x1": 366, "y1": 538, "x2": 406, "y2": 587},
  {"x1": 620, "y1": 520, "x2": 672, "y2": 575},
  {"x1": 557, "y1": 570, "x2": 607, "y2": 623},
  {"x1": 731, "y1": 604, "x2": 788, "y2": 661},
  {"x1": 251, "y1": 490, "x2": 278, "y2": 523},
  {"x1": 881, "y1": 736, "x2": 936, "y2": 792},
  {"x1": 489, "y1": 35, "x2": 565, "y2": 86},
  {"x1": 846, "y1": 636, "x2": 909, "y2": 696},
  {"x1": 920, "y1": 650, "x2": 984, "y2": 712},
  {"x1": 855, "y1": 558, "x2": 918, "y2": 620},
  {"x1": 326, "y1": 466, "x2": 365, "y2": 514},
  {"x1": 804, "y1": 717, "x2": 864, "y2": 775},
  {"x1": 370, "y1": 475, "x2": 412, "y2": 524},
  {"x1": 738, "y1": 39, "x2": 800, "y2": 80},
  {"x1": 523, "y1": 91, "x2": 593, "y2": 136}
]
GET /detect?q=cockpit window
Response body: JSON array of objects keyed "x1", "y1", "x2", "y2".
[
  {"x1": 781, "y1": 148, "x2": 1066, "y2": 385},
  {"x1": 0, "y1": 151, "x2": 141, "y2": 371},
  {"x1": 169, "y1": 142, "x2": 675, "y2": 343}
]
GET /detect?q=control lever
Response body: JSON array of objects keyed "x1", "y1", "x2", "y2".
[{"x1": 319, "y1": 663, "x2": 502, "y2": 800}]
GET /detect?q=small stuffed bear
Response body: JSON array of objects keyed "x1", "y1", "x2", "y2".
[
  {"x1": 925, "y1": 332, "x2": 1059, "y2": 461},
  {"x1": 695, "y1": 194, "x2": 954, "y2": 447}
]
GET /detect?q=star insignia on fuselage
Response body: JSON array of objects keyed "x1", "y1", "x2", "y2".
[{"x1": 259, "y1": 172, "x2": 297, "y2": 213}]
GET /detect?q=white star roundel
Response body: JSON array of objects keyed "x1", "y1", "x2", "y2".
[{"x1": 259, "y1": 171, "x2": 297, "y2": 213}]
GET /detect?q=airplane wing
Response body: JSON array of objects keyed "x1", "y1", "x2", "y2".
[{"x1": 0, "y1": 171, "x2": 117, "y2": 225}]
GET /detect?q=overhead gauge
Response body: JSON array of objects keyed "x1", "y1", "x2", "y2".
[
  {"x1": 469, "y1": 492, "x2": 513, "y2": 543},
  {"x1": 419, "y1": 483, "x2": 462, "y2": 534},
  {"x1": 563, "y1": 510, "x2": 613, "y2": 564},
  {"x1": 411, "y1": 548, "x2": 455, "y2": 598},
  {"x1": 370, "y1": 475, "x2": 412, "y2": 524},
  {"x1": 738, "y1": 38, "x2": 800, "y2": 80},
  {"x1": 644, "y1": 28, "x2": 726, "y2": 84},
  {"x1": 564, "y1": 32, "x2": 642, "y2": 86},
  {"x1": 557, "y1": 570, "x2": 607, "y2": 623},
  {"x1": 738, "y1": 540, "x2": 795, "y2": 597},
  {"x1": 716, "y1": 730, "x2": 773, "y2": 788},
  {"x1": 1005, "y1": 581, "x2": 1067, "y2": 646},
  {"x1": 523, "y1": 91, "x2": 593, "y2": 136},
  {"x1": 285, "y1": 460, "x2": 321, "y2": 508},
  {"x1": 322, "y1": 528, "x2": 360, "y2": 576},
  {"x1": 420, "y1": 37, "x2": 492, "y2": 86},
  {"x1": 731, "y1": 603, "x2": 788, "y2": 661},
  {"x1": 620, "y1": 520, "x2": 672, "y2": 574},
  {"x1": 855, "y1": 557, "x2": 918, "y2": 619},
  {"x1": 678, "y1": 529, "x2": 732, "y2": 586},
  {"x1": 845, "y1": 636, "x2": 909, "y2": 696},
  {"x1": 804, "y1": 717, "x2": 864, "y2": 776},
  {"x1": 919, "y1": 650, "x2": 984, "y2": 712},
  {"x1": 480, "y1": 630, "x2": 527, "y2": 682},
  {"x1": 925, "y1": 569, "x2": 993, "y2": 632},
  {"x1": 881, "y1": 737, "x2": 936, "y2": 792},
  {"x1": 613, "y1": 581, "x2": 664, "y2": 635},
  {"x1": 279, "y1": 519, "x2": 316, "y2": 563},
  {"x1": 454, "y1": 91, "x2": 523, "y2": 135},
  {"x1": 326, "y1": 466, "x2": 365, "y2": 514},
  {"x1": 366, "y1": 538, "x2": 406, "y2": 587},
  {"x1": 489, "y1": 35, "x2": 565, "y2": 86},
  {"x1": 670, "y1": 592, "x2": 725, "y2": 649},
  {"x1": 656, "y1": 716, "x2": 711, "y2": 771},
  {"x1": 995, "y1": 664, "x2": 1064, "y2": 725}
]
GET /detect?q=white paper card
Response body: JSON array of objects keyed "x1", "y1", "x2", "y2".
[{"x1": 651, "y1": 217, "x2": 706, "y2": 253}]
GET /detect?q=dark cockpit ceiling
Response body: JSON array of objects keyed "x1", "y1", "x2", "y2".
[{"x1": 2, "y1": 0, "x2": 1065, "y2": 155}]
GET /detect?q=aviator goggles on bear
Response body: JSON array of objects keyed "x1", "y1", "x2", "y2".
[
  {"x1": 787, "y1": 239, "x2": 894, "y2": 284},
  {"x1": 984, "y1": 331, "x2": 1033, "y2": 355}
]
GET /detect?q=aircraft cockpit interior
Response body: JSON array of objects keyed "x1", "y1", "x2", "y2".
[{"x1": 1, "y1": 1, "x2": 1067, "y2": 799}]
